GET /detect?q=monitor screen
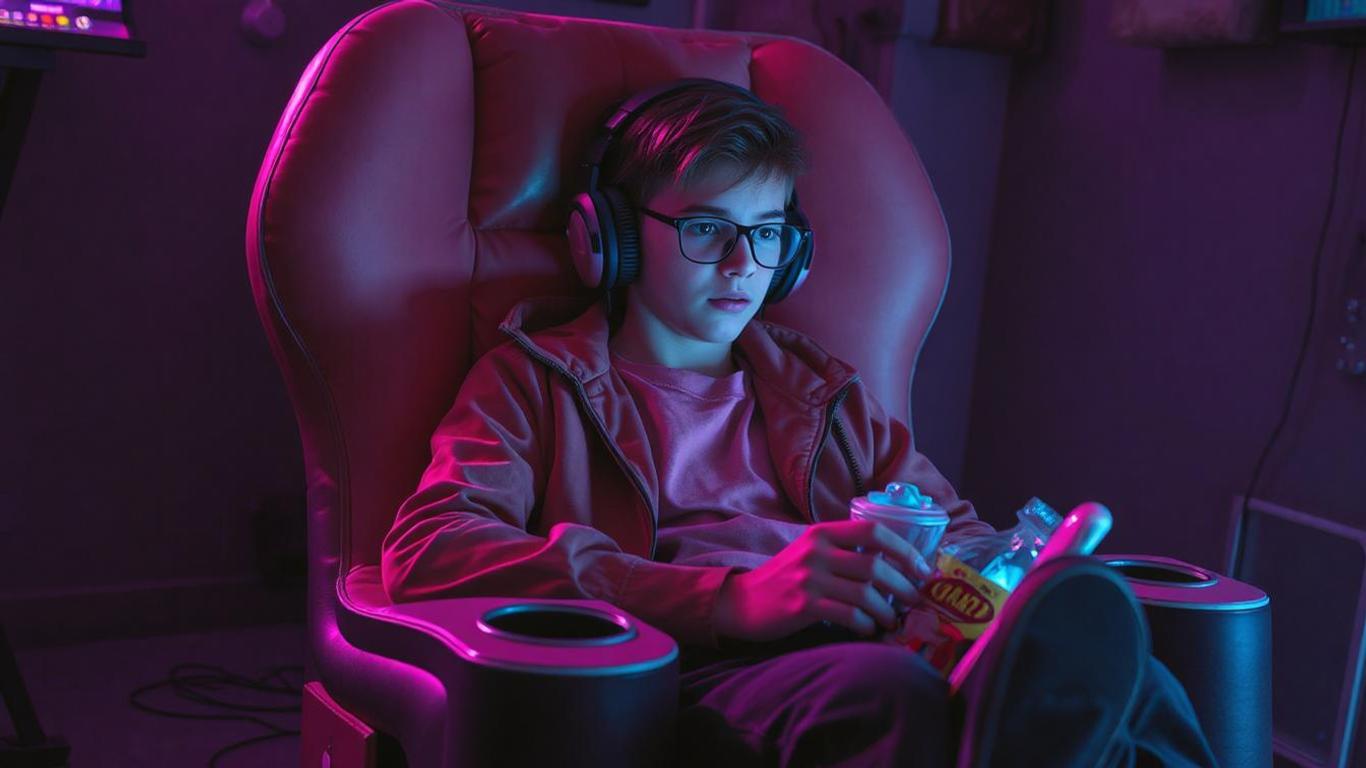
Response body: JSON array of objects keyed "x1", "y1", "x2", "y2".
[{"x1": 0, "y1": 0, "x2": 142, "y2": 56}]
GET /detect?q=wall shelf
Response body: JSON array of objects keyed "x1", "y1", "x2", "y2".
[
  {"x1": 1281, "y1": 19, "x2": 1366, "y2": 44},
  {"x1": 1281, "y1": 0, "x2": 1366, "y2": 44}
]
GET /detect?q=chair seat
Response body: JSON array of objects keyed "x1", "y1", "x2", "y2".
[{"x1": 346, "y1": 565, "x2": 389, "y2": 609}]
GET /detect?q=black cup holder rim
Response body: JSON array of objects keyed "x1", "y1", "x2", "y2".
[
  {"x1": 1106, "y1": 559, "x2": 1219, "y2": 588},
  {"x1": 476, "y1": 603, "x2": 638, "y2": 647}
]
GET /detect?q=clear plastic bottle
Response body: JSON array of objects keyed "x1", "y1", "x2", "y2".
[
  {"x1": 891, "y1": 498, "x2": 1063, "y2": 676},
  {"x1": 950, "y1": 497, "x2": 1061, "y2": 593}
]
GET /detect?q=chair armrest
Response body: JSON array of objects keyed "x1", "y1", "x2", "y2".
[{"x1": 336, "y1": 572, "x2": 680, "y2": 767}]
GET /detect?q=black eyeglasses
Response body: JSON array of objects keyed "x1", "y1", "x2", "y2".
[{"x1": 638, "y1": 207, "x2": 810, "y2": 269}]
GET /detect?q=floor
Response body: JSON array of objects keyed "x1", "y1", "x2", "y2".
[
  {"x1": 14, "y1": 623, "x2": 306, "y2": 767},
  {"x1": 12, "y1": 623, "x2": 1317, "y2": 768}
]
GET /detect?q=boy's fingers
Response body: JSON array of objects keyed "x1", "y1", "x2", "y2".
[
  {"x1": 810, "y1": 598, "x2": 878, "y2": 637},
  {"x1": 877, "y1": 559, "x2": 921, "y2": 605},
  {"x1": 911, "y1": 551, "x2": 934, "y2": 580},
  {"x1": 823, "y1": 575, "x2": 898, "y2": 629},
  {"x1": 826, "y1": 519, "x2": 902, "y2": 554},
  {"x1": 824, "y1": 520, "x2": 931, "y2": 579},
  {"x1": 865, "y1": 522, "x2": 923, "y2": 575},
  {"x1": 866, "y1": 522, "x2": 936, "y2": 580},
  {"x1": 826, "y1": 549, "x2": 918, "y2": 604}
]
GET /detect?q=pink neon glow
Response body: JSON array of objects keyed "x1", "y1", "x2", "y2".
[{"x1": 452, "y1": 435, "x2": 502, "y2": 447}]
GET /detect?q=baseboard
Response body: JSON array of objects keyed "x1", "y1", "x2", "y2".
[{"x1": 0, "y1": 577, "x2": 306, "y2": 649}]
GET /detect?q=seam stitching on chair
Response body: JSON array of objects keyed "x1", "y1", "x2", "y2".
[{"x1": 454, "y1": 3, "x2": 481, "y2": 363}]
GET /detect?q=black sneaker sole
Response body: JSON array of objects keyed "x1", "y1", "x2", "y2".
[{"x1": 953, "y1": 556, "x2": 1149, "y2": 768}]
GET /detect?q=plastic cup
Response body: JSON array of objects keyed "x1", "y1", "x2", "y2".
[{"x1": 850, "y1": 489, "x2": 950, "y2": 609}]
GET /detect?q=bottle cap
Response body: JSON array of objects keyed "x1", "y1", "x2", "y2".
[{"x1": 1019, "y1": 497, "x2": 1062, "y2": 532}]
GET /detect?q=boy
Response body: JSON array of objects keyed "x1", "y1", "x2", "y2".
[{"x1": 381, "y1": 80, "x2": 1216, "y2": 766}]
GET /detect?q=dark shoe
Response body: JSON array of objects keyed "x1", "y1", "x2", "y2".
[{"x1": 951, "y1": 556, "x2": 1149, "y2": 768}]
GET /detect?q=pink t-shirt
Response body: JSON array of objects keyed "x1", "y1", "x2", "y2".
[{"x1": 610, "y1": 349, "x2": 809, "y2": 572}]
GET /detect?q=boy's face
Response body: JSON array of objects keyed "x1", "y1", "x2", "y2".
[{"x1": 628, "y1": 169, "x2": 791, "y2": 351}]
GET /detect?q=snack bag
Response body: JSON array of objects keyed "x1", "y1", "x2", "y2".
[{"x1": 890, "y1": 498, "x2": 1062, "y2": 675}]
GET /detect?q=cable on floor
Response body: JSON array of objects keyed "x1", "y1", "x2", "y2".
[{"x1": 129, "y1": 662, "x2": 305, "y2": 767}]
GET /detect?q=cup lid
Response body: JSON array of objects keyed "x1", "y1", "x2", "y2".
[
  {"x1": 871, "y1": 482, "x2": 934, "y2": 509},
  {"x1": 851, "y1": 496, "x2": 948, "y2": 523}
]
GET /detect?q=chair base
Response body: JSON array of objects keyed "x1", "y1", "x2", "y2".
[{"x1": 301, "y1": 681, "x2": 405, "y2": 768}]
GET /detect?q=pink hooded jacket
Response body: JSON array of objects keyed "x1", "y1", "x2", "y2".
[{"x1": 381, "y1": 295, "x2": 995, "y2": 648}]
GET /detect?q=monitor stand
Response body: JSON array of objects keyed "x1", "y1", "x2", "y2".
[
  {"x1": 0, "y1": 621, "x2": 69, "y2": 768},
  {"x1": 0, "y1": 45, "x2": 53, "y2": 226}
]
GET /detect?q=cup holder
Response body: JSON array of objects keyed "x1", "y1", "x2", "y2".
[
  {"x1": 1106, "y1": 559, "x2": 1218, "y2": 588},
  {"x1": 476, "y1": 604, "x2": 638, "y2": 647}
]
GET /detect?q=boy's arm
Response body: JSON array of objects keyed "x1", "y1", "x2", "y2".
[
  {"x1": 381, "y1": 346, "x2": 740, "y2": 648},
  {"x1": 851, "y1": 379, "x2": 997, "y2": 546}
]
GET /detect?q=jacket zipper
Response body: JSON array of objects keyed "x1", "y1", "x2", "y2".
[
  {"x1": 807, "y1": 378, "x2": 859, "y2": 524},
  {"x1": 508, "y1": 335, "x2": 659, "y2": 558},
  {"x1": 831, "y1": 413, "x2": 867, "y2": 499}
]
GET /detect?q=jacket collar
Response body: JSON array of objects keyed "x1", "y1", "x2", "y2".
[{"x1": 497, "y1": 295, "x2": 858, "y2": 405}]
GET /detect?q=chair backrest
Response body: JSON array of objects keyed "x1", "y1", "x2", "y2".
[{"x1": 245, "y1": 0, "x2": 951, "y2": 585}]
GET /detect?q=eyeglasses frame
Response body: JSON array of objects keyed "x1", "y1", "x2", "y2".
[{"x1": 637, "y1": 206, "x2": 811, "y2": 269}]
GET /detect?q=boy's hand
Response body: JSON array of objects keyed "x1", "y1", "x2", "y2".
[{"x1": 713, "y1": 519, "x2": 930, "y2": 643}]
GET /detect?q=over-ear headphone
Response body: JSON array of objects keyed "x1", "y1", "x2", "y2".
[{"x1": 565, "y1": 78, "x2": 813, "y2": 306}]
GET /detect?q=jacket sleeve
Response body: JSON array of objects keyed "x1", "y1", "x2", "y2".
[
  {"x1": 380, "y1": 345, "x2": 739, "y2": 648},
  {"x1": 852, "y1": 379, "x2": 998, "y2": 546}
]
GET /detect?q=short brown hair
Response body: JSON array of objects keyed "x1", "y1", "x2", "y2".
[{"x1": 601, "y1": 81, "x2": 808, "y2": 207}]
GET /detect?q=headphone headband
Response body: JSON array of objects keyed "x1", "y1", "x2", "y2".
[
  {"x1": 583, "y1": 78, "x2": 759, "y2": 171},
  {"x1": 565, "y1": 77, "x2": 813, "y2": 305}
]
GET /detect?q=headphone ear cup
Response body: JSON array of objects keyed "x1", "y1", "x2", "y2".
[
  {"x1": 567, "y1": 191, "x2": 614, "y2": 292},
  {"x1": 601, "y1": 186, "x2": 641, "y2": 288},
  {"x1": 764, "y1": 206, "x2": 814, "y2": 305},
  {"x1": 764, "y1": 242, "x2": 810, "y2": 304}
]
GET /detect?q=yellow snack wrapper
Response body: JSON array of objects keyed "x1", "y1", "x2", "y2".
[
  {"x1": 892, "y1": 552, "x2": 1011, "y2": 676},
  {"x1": 923, "y1": 552, "x2": 1009, "y2": 640}
]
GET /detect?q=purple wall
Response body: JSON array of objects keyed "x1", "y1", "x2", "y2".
[
  {"x1": 964, "y1": 1, "x2": 1366, "y2": 571},
  {"x1": 0, "y1": 0, "x2": 367, "y2": 640},
  {"x1": 892, "y1": 42, "x2": 1010, "y2": 488}
]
